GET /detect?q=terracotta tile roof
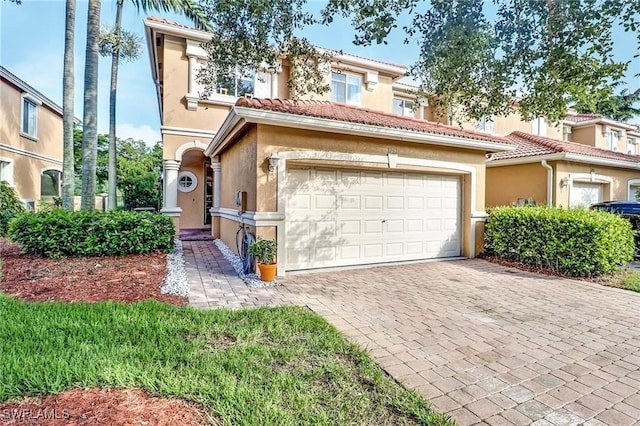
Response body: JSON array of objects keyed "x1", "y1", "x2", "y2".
[
  {"x1": 564, "y1": 113, "x2": 602, "y2": 123},
  {"x1": 146, "y1": 15, "x2": 195, "y2": 30},
  {"x1": 491, "y1": 131, "x2": 640, "y2": 164},
  {"x1": 235, "y1": 98, "x2": 511, "y2": 145}
]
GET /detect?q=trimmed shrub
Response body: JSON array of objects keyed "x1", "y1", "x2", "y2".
[
  {"x1": 485, "y1": 206, "x2": 635, "y2": 277},
  {"x1": 0, "y1": 181, "x2": 26, "y2": 237},
  {"x1": 8, "y1": 210, "x2": 175, "y2": 258}
]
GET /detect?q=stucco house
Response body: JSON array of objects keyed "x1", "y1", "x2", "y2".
[
  {"x1": 0, "y1": 66, "x2": 67, "y2": 209},
  {"x1": 486, "y1": 131, "x2": 640, "y2": 208},
  {"x1": 144, "y1": 17, "x2": 516, "y2": 273},
  {"x1": 207, "y1": 98, "x2": 512, "y2": 274}
]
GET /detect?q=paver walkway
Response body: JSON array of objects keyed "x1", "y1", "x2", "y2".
[{"x1": 184, "y1": 241, "x2": 640, "y2": 425}]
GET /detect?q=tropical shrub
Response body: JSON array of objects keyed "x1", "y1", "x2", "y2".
[
  {"x1": 8, "y1": 210, "x2": 174, "y2": 258},
  {"x1": 485, "y1": 206, "x2": 635, "y2": 277},
  {"x1": 0, "y1": 181, "x2": 25, "y2": 236}
]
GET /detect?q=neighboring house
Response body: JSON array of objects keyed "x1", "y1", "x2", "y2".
[
  {"x1": 0, "y1": 66, "x2": 67, "y2": 209},
  {"x1": 486, "y1": 131, "x2": 640, "y2": 208},
  {"x1": 562, "y1": 111, "x2": 640, "y2": 155},
  {"x1": 144, "y1": 16, "x2": 514, "y2": 273}
]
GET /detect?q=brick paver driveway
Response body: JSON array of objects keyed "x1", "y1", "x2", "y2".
[{"x1": 185, "y1": 242, "x2": 640, "y2": 425}]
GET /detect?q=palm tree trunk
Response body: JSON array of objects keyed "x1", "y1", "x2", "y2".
[
  {"x1": 62, "y1": 0, "x2": 76, "y2": 211},
  {"x1": 107, "y1": 0, "x2": 123, "y2": 210},
  {"x1": 80, "y1": 0, "x2": 101, "y2": 211}
]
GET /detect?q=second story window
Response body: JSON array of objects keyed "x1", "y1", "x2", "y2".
[
  {"x1": 216, "y1": 70, "x2": 255, "y2": 98},
  {"x1": 0, "y1": 160, "x2": 12, "y2": 185},
  {"x1": 331, "y1": 72, "x2": 361, "y2": 106},
  {"x1": 475, "y1": 115, "x2": 494, "y2": 133},
  {"x1": 607, "y1": 130, "x2": 619, "y2": 151},
  {"x1": 629, "y1": 138, "x2": 638, "y2": 155},
  {"x1": 393, "y1": 98, "x2": 414, "y2": 117},
  {"x1": 21, "y1": 96, "x2": 38, "y2": 138},
  {"x1": 531, "y1": 117, "x2": 547, "y2": 136}
]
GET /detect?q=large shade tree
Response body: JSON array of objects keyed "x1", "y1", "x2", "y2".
[
  {"x1": 197, "y1": 0, "x2": 639, "y2": 125},
  {"x1": 99, "y1": 0, "x2": 208, "y2": 210}
]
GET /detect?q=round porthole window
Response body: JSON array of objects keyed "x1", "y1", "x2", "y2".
[{"x1": 177, "y1": 171, "x2": 197, "y2": 193}]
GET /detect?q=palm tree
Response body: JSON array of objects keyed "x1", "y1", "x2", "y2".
[
  {"x1": 61, "y1": 0, "x2": 75, "y2": 211},
  {"x1": 80, "y1": 0, "x2": 100, "y2": 211},
  {"x1": 101, "y1": 0, "x2": 209, "y2": 210}
]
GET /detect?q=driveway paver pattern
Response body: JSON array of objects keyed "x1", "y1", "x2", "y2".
[{"x1": 184, "y1": 241, "x2": 640, "y2": 425}]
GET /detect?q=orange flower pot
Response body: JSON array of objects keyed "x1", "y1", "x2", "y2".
[{"x1": 257, "y1": 263, "x2": 277, "y2": 282}]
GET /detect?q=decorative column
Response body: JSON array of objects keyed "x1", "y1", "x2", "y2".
[
  {"x1": 211, "y1": 160, "x2": 222, "y2": 238},
  {"x1": 161, "y1": 160, "x2": 182, "y2": 234}
]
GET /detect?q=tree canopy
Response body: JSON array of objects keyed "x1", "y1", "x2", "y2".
[{"x1": 198, "y1": 0, "x2": 640, "y2": 124}]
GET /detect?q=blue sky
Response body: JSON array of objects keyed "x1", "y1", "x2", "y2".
[{"x1": 1, "y1": 1, "x2": 638, "y2": 145}]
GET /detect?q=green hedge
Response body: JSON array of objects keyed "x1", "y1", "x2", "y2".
[
  {"x1": 8, "y1": 210, "x2": 175, "y2": 258},
  {"x1": 0, "y1": 181, "x2": 26, "y2": 237},
  {"x1": 485, "y1": 206, "x2": 635, "y2": 277}
]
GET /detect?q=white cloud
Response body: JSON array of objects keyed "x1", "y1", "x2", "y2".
[{"x1": 115, "y1": 123, "x2": 161, "y2": 146}]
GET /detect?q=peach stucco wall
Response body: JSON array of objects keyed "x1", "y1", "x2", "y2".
[
  {"x1": 486, "y1": 162, "x2": 549, "y2": 207},
  {"x1": 214, "y1": 123, "x2": 490, "y2": 259},
  {"x1": 0, "y1": 77, "x2": 63, "y2": 201},
  {"x1": 487, "y1": 160, "x2": 640, "y2": 209}
]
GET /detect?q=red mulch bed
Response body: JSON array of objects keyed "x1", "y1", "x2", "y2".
[
  {"x1": 0, "y1": 239, "x2": 211, "y2": 425},
  {"x1": 0, "y1": 388, "x2": 211, "y2": 425},
  {"x1": 0, "y1": 239, "x2": 186, "y2": 305}
]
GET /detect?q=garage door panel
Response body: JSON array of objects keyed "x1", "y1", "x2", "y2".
[
  {"x1": 364, "y1": 221, "x2": 383, "y2": 234},
  {"x1": 340, "y1": 245, "x2": 361, "y2": 259},
  {"x1": 340, "y1": 195, "x2": 360, "y2": 209},
  {"x1": 285, "y1": 167, "x2": 461, "y2": 271},
  {"x1": 386, "y1": 220, "x2": 403, "y2": 233},
  {"x1": 387, "y1": 196, "x2": 404, "y2": 209},
  {"x1": 364, "y1": 196, "x2": 383, "y2": 209},
  {"x1": 340, "y1": 220, "x2": 360, "y2": 234}
]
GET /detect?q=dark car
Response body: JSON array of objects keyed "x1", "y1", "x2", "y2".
[
  {"x1": 590, "y1": 200, "x2": 640, "y2": 215},
  {"x1": 590, "y1": 201, "x2": 640, "y2": 257}
]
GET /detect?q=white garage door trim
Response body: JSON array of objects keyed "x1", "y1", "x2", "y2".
[
  {"x1": 570, "y1": 181, "x2": 604, "y2": 208},
  {"x1": 564, "y1": 173, "x2": 613, "y2": 208},
  {"x1": 284, "y1": 167, "x2": 462, "y2": 271},
  {"x1": 270, "y1": 150, "x2": 480, "y2": 275}
]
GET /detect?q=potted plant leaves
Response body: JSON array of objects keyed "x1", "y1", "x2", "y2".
[{"x1": 247, "y1": 238, "x2": 277, "y2": 282}]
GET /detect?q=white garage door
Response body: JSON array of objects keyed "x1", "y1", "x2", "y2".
[
  {"x1": 570, "y1": 182, "x2": 603, "y2": 208},
  {"x1": 285, "y1": 167, "x2": 462, "y2": 271}
]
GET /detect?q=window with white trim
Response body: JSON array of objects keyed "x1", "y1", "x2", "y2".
[
  {"x1": 475, "y1": 115, "x2": 494, "y2": 133},
  {"x1": 393, "y1": 98, "x2": 415, "y2": 117},
  {"x1": 607, "y1": 130, "x2": 619, "y2": 151},
  {"x1": 21, "y1": 96, "x2": 37, "y2": 138},
  {"x1": 331, "y1": 72, "x2": 361, "y2": 106},
  {"x1": 531, "y1": 117, "x2": 547, "y2": 136},
  {"x1": 0, "y1": 160, "x2": 13, "y2": 185},
  {"x1": 628, "y1": 138, "x2": 638, "y2": 155},
  {"x1": 216, "y1": 70, "x2": 255, "y2": 97},
  {"x1": 177, "y1": 171, "x2": 197, "y2": 193}
]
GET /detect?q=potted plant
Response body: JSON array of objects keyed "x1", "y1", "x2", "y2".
[{"x1": 247, "y1": 238, "x2": 278, "y2": 282}]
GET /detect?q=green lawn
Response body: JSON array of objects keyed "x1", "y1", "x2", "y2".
[{"x1": 0, "y1": 295, "x2": 452, "y2": 425}]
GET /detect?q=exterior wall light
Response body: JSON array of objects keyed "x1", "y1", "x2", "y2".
[{"x1": 268, "y1": 152, "x2": 280, "y2": 173}]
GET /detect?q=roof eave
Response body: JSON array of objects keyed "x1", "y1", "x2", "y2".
[
  {"x1": 207, "y1": 107, "x2": 514, "y2": 157},
  {"x1": 487, "y1": 152, "x2": 640, "y2": 169}
]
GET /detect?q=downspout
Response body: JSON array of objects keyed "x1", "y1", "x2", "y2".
[{"x1": 541, "y1": 160, "x2": 553, "y2": 206}]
